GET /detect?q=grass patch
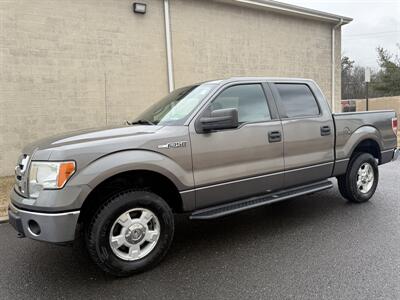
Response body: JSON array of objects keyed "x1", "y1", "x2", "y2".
[{"x1": 0, "y1": 176, "x2": 13, "y2": 219}]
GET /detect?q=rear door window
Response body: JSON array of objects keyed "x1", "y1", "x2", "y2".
[{"x1": 275, "y1": 84, "x2": 320, "y2": 118}]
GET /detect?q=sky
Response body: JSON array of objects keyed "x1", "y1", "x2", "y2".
[{"x1": 279, "y1": 0, "x2": 400, "y2": 70}]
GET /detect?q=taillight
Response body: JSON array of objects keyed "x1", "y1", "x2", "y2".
[{"x1": 392, "y1": 117, "x2": 398, "y2": 136}]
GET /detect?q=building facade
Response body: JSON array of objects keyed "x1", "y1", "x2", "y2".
[{"x1": 0, "y1": 0, "x2": 351, "y2": 176}]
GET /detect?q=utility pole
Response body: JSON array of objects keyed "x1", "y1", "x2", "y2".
[{"x1": 365, "y1": 67, "x2": 370, "y2": 111}]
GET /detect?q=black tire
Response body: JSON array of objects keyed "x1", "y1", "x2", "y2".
[
  {"x1": 337, "y1": 174, "x2": 350, "y2": 199},
  {"x1": 337, "y1": 152, "x2": 379, "y2": 203},
  {"x1": 85, "y1": 190, "x2": 174, "y2": 277}
]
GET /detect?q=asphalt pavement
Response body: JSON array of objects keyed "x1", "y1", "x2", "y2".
[{"x1": 0, "y1": 161, "x2": 399, "y2": 299}]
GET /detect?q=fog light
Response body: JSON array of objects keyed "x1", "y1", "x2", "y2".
[
  {"x1": 133, "y1": 2, "x2": 146, "y2": 14},
  {"x1": 28, "y1": 220, "x2": 41, "y2": 236}
]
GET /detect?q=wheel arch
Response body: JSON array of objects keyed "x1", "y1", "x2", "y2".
[
  {"x1": 351, "y1": 138, "x2": 382, "y2": 162},
  {"x1": 78, "y1": 169, "x2": 184, "y2": 225},
  {"x1": 72, "y1": 150, "x2": 194, "y2": 224},
  {"x1": 337, "y1": 125, "x2": 383, "y2": 161},
  {"x1": 333, "y1": 126, "x2": 383, "y2": 176}
]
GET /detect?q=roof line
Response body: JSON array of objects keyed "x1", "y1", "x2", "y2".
[{"x1": 219, "y1": 0, "x2": 352, "y2": 24}]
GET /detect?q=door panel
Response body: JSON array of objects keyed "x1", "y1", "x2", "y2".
[
  {"x1": 270, "y1": 82, "x2": 335, "y2": 188},
  {"x1": 190, "y1": 121, "x2": 284, "y2": 208},
  {"x1": 189, "y1": 82, "x2": 284, "y2": 209},
  {"x1": 281, "y1": 118, "x2": 334, "y2": 187}
]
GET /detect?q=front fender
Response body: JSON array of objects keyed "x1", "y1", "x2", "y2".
[{"x1": 68, "y1": 150, "x2": 194, "y2": 191}]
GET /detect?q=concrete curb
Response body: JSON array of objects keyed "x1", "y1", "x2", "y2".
[{"x1": 0, "y1": 216, "x2": 8, "y2": 224}]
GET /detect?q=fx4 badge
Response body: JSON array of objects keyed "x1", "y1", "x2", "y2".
[{"x1": 158, "y1": 141, "x2": 188, "y2": 149}]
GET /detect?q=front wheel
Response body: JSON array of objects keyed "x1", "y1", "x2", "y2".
[
  {"x1": 85, "y1": 190, "x2": 174, "y2": 276},
  {"x1": 337, "y1": 152, "x2": 379, "y2": 203}
]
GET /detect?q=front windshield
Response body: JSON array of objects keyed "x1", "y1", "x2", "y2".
[{"x1": 134, "y1": 84, "x2": 217, "y2": 125}]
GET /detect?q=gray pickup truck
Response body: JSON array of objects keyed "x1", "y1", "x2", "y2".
[{"x1": 9, "y1": 77, "x2": 398, "y2": 276}]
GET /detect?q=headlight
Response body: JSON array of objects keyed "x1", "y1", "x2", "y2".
[{"x1": 29, "y1": 161, "x2": 76, "y2": 198}]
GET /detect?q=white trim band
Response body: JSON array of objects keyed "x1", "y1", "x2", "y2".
[{"x1": 163, "y1": 0, "x2": 175, "y2": 93}]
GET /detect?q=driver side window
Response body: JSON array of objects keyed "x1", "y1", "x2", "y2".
[{"x1": 210, "y1": 84, "x2": 271, "y2": 123}]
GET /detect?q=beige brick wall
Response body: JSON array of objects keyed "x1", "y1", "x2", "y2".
[
  {"x1": 170, "y1": 0, "x2": 341, "y2": 110},
  {"x1": 354, "y1": 96, "x2": 400, "y2": 144},
  {"x1": 355, "y1": 96, "x2": 400, "y2": 114},
  {"x1": 0, "y1": 0, "x2": 168, "y2": 176},
  {"x1": 0, "y1": 0, "x2": 342, "y2": 176}
]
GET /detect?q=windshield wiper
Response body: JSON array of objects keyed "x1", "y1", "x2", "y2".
[{"x1": 126, "y1": 119, "x2": 156, "y2": 126}]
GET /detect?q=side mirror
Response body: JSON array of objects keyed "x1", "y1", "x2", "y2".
[{"x1": 199, "y1": 108, "x2": 239, "y2": 132}]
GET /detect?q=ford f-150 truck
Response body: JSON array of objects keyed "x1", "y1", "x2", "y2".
[{"x1": 9, "y1": 77, "x2": 399, "y2": 276}]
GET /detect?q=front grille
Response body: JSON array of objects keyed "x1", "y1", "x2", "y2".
[{"x1": 15, "y1": 154, "x2": 30, "y2": 197}]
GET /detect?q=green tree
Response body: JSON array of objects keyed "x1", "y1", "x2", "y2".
[
  {"x1": 341, "y1": 56, "x2": 367, "y2": 99},
  {"x1": 341, "y1": 56, "x2": 355, "y2": 99},
  {"x1": 373, "y1": 45, "x2": 400, "y2": 96}
]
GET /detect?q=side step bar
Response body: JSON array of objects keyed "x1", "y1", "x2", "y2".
[{"x1": 190, "y1": 180, "x2": 333, "y2": 220}]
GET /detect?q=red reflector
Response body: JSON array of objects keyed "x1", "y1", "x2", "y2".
[{"x1": 392, "y1": 117, "x2": 398, "y2": 136}]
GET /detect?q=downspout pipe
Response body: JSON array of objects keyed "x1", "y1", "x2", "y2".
[
  {"x1": 331, "y1": 18, "x2": 344, "y2": 113},
  {"x1": 163, "y1": 0, "x2": 175, "y2": 93}
]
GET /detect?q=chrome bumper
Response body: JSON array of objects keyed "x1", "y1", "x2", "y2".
[
  {"x1": 393, "y1": 148, "x2": 400, "y2": 161},
  {"x1": 8, "y1": 202, "x2": 80, "y2": 243}
]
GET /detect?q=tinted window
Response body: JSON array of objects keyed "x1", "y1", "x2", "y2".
[
  {"x1": 275, "y1": 84, "x2": 320, "y2": 118},
  {"x1": 210, "y1": 84, "x2": 271, "y2": 123}
]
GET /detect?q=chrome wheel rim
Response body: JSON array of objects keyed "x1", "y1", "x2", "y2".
[
  {"x1": 109, "y1": 208, "x2": 160, "y2": 261},
  {"x1": 357, "y1": 163, "x2": 374, "y2": 194}
]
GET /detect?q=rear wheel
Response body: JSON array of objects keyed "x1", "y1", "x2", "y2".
[
  {"x1": 85, "y1": 190, "x2": 174, "y2": 276},
  {"x1": 337, "y1": 152, "x2": 379, "y2": 203}
]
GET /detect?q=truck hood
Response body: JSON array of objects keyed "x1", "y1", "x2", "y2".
[
  {"x1": 22, "y1": 124, "x2": 190, "y2": 172},
  {"x1": 25, "y1": 125, "x2": 162, "y2": 151},
  {"x1": 16, "y1": 123, "x2": 191, "y2": 195},
  {"x1": 22, "y1": 125, "x2": 164, "y2": 161}
]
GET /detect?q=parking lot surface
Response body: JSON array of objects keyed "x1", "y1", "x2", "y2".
[{"x1": 0, "y1": 161, "x2": 399, "y2": 299}]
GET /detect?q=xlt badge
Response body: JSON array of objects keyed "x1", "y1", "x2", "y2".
[{"x1": 158, "y1": 141, "x2": 188, "y2": 149}]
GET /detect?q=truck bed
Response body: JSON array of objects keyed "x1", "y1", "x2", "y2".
[{"x1": 333, "y1": 110, "x2": 397, "y2": 161}]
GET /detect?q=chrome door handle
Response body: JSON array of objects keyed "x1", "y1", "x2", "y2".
[
  {"x1": 268, "y1": 131, "x2": 281, "y2": 142},
  {"x1": 320, "y1": 126, "x2": 331, "y2": 136}
]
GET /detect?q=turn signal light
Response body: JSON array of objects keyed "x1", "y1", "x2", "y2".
[{"x1": 57, "y1": 162, "x2": 76, "y2": 188}]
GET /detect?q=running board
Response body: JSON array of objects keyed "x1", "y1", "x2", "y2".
[{"x1": 190, "y1": 180, "x2": 333, "y2": 220}]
